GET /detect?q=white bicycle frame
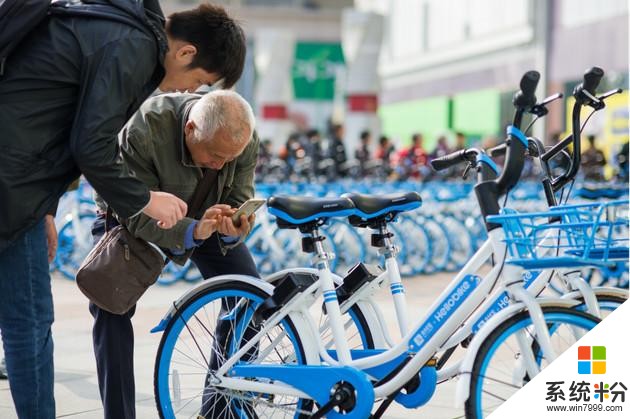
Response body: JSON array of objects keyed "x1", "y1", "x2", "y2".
[
  {"x1": 154, "y1": 226, "x2": 574, "y2": 405},
  {"x1": 264, "y1": 217, "x2": 622, "y2": 360}
]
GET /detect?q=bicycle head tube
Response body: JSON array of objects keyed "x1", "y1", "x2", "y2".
[{"x1": 475, "y1": 70, "x2": 540, "y2": 231}]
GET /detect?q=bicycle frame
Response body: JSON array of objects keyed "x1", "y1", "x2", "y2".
[{"x1": 175, "y1": 226, "x2": 569, "y2": 405}]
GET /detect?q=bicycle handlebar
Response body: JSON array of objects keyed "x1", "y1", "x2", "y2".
[
  {"x1": 473, "y1": 71, "x2": 540, "y2": 230},
  {"x1": 579, "y1": 66, "x2": 604, "y2": 98},
  {"x1": 494, "y1": 71, "x2": 541, "y2": 195},
  {"x1": 430, "y1": 150, "x2": 468, "y2": 171},
  {"x1": 512, "y1": 70, "x2": 540, "y2": 110},
  {"x1": 488, "y1": 143, "x2": 506, "y2": 158},
  {"x1": 548, "y1": 67, "x2": 605, "y2": 190}
]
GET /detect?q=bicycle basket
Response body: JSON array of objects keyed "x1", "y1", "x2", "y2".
[{"x1": 486, "y1": 200, "x2": 629, "y2": 269}]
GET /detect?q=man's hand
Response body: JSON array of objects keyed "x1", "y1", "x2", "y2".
[
  {"x1": 143, "y1": 191, "x2": 188, "y2": 229},
  {"x1": 44, "y1": 215, "x2": 58, "y2": 263},
  {"x1": 193, "y1": 205, "x2": 232, "y2": 241},
  {"x1": 217, "y1": 213, "x2": 255, "y2": 238}
]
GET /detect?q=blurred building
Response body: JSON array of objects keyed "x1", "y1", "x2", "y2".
[
  {"x1": 368, "y1": 0, "x2": 628, "y2": 156},
  {"x1": 162, "y1": 0, "x2": 628, "y2": 166}
]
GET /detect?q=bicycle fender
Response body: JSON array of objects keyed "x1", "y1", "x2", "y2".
[
  {"x1": 150, "y1": 275, "x2": 274, "y2": 333},
  {"x1": 561, "y1": 286, "x2": 628, "y2": 301},
  {"x1": 454, "y1": 303, "x2": 527, "y2": 407}
]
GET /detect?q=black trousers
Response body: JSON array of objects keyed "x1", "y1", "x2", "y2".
[{"x1": 89, "y1": 217, "x2": 259, "y2": 419}]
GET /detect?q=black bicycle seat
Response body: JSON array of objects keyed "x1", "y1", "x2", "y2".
[
  {"x1": 343, "y1": 192, "x2": 422, "y2": 219},
  {"x1": 267, "y1": 196, "x2": 355, "y2": 225}
]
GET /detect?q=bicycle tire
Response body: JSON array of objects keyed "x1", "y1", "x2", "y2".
[
  {"x1": 465, "y1": 307, "x2": 599, "y2": 418},
  {"x1": 154, "y1": 280, "x2": 313, "y2": 418}
]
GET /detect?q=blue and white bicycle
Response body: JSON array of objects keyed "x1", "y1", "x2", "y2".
[{"x1": 150, "y1": 69, "x2": 626, "y2": 418}]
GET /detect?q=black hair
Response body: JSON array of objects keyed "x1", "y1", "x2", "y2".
[
  {"x1": 167, "y1": 3, "x2": 246, "y2": 88},
  {"x1": 379, "y1": 135, "x2": 389, "y2": 146},
  {"x1": 360, "y1": 130, "x2": 371, "y2": 141}
]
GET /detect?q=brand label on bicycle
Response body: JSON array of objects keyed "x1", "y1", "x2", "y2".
[
  {"x1": 409, "y1": 274, "x2": 480, "y2": 352},
  {"x1": 471, "y1": 270, "x2": 541, "y2": 333}
]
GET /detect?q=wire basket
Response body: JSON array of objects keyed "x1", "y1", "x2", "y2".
[{"x1": 487, "y1": 200, "x2": 629, "y2": 269}]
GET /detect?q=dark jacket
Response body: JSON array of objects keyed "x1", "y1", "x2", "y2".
[{"x1": 0, "y1": 0, "x2": 167, "y2": 252}]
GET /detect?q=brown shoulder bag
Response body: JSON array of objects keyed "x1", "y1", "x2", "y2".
[{"x1": 76, "y1": 170, "x2": 216, "y2": 314}]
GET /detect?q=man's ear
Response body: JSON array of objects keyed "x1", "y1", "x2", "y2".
[
  {"x1": 176, "y1": 44, "x2": 197, "y2": 66},
  {"x1": 184, "y1": 120, "x2": 196, "y2": 139}
]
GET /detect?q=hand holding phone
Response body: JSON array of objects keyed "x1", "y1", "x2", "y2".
[{"x1": 231, "y1": 199, "x2": 265, "y2": 227}]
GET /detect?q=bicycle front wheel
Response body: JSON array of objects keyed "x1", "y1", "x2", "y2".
[{"x1": 465, "y1": 307, "x2": 599, "y2": 418}]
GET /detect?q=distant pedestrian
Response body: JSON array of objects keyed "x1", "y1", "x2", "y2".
[
  {"x1": 581, "y1": 135, "x2": 607, "y2": 181},
  {"x1": 355, "y1": 130, "x2": 372, "y2": 176}
]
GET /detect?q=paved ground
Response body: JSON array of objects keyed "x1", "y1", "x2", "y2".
[{"x1": 0, "y1": 272, "x2": 466, "y2": 419}]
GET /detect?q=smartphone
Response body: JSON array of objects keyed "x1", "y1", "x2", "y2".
[{"x1": 231, "y1": 198, "x2": 266, "y2": 226}]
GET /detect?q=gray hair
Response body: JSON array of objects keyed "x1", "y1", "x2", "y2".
[{"x1": 188, "y1": 90, "x2": 256, "y2": 145}]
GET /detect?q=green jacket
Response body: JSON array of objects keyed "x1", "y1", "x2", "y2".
[{"x1": 96, "y1": 93, "x2": 258, "y2": 256}]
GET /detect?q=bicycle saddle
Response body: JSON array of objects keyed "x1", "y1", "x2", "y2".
[
  {"x1": 343, "y1": 192, "x2": 422, "y2": 219},
  {"x1": 267, "y1": 195, "x2": 355, "y2": 225}
]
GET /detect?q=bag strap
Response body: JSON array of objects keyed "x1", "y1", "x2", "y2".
[
  {"x1": 104, "y1": 206, "x2": 115, "y2": 232},
  {"x1": 186, "y1": 169, "x2": 217, "y2": 218}
]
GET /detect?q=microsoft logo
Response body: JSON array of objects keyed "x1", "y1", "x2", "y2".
[{"x1": 578, "y1": 346, "x2": 606, "y2": 374}]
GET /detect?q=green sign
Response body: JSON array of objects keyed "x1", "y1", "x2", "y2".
[
  {"x1": 379, "y1": 96, "x2": 450, "y2": 149},
  {"x1": 292, "y1": 42, "x2": 344, "y2": 101},
  {"x1": 452, "y1": 89, "x2": 501, "y2": 136}
]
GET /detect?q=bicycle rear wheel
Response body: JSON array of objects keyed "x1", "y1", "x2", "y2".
[{"x1": 154, "y1": 281, "x2": 312, "y2": 418}]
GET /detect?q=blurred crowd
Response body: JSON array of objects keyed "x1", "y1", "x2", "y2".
[{"x1": 255, "y1": 125, "x2": 630, "y2": 184}]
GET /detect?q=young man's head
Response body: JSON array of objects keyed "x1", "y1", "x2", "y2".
[
  {"x1": 184, "y1": 90, "x2": 255, "y2": 170},
  {"x1": 160, "y1": 3, "x2": 246, "y2": 92}
]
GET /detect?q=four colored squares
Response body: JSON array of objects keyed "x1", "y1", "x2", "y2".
[{"x1": 578, "y1": 345, "x2": 606, "y2": 374}]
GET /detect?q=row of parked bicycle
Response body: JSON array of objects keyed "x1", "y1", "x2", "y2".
[{"x1": 51, "y1": 178, "x2": 628, "y2": 287}]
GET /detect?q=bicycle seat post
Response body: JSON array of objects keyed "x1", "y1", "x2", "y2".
[
  {"x1": 300, "y1": 223, "x2": 335, "y2": 270},
  {"x1": 372, "y1": 221, "x2": 398, "y2": 259},
  {"x1": 301, "y1": 222, "x2": 352, "y2": 364},
  {"x1": 372, "y1": 219, "x2": 410, "y2": 336}
]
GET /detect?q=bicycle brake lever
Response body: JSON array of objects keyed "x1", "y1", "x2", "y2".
[
  {"x1": 581, "y1": 89, "x2": 605, "y2": 110},
  {"x1": 529, "y1": 93, "x2": 563, "y2": 117},
  {"x1": 462, "y1": 162, "x2": 472, "y2": 180},
  {"x1": 598, "y1": 88, "x2": 623, "y2": 101}
]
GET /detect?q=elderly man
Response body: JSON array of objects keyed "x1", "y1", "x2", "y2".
[{"x1": 90, "y1": 90, "x2": 259, "y2": 419}]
